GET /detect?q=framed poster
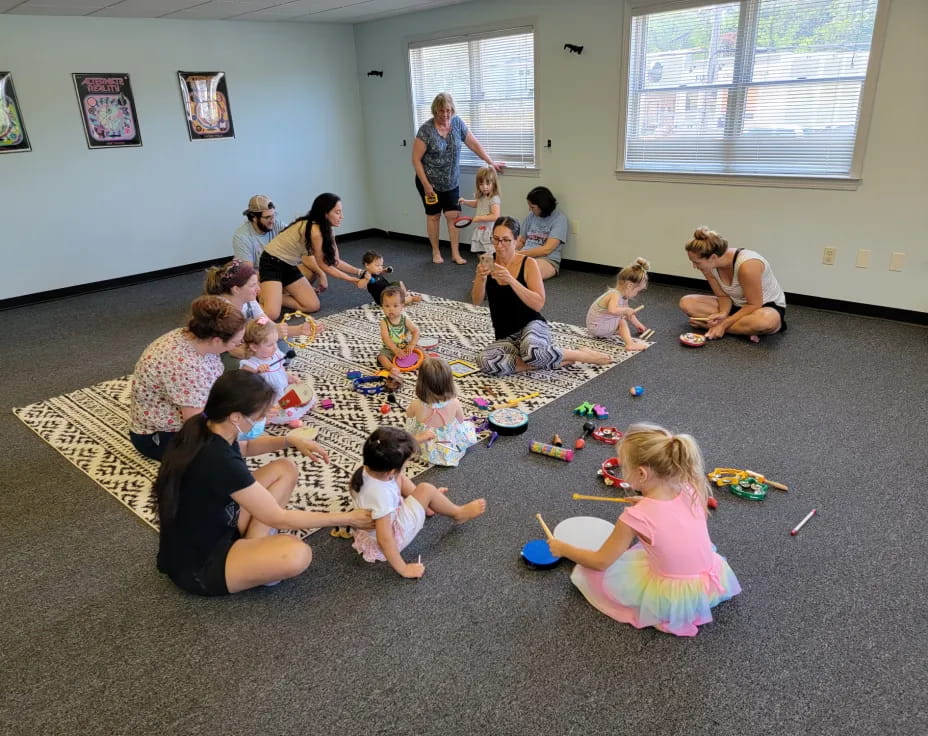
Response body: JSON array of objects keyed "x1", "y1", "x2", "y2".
[
  {"x1": 0, "y1": 72, "x2": 31, "y2": 154},
  {"x1": 72, "y1": 73, "x2": 142, "y2": 149},
  {"x1": 177, "y1": 71, "x2": 234, "y2": 140}
]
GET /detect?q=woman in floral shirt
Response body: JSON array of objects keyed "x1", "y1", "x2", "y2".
[{"x1": 129, "y1": 295, "x2": 246, "y2": 460}]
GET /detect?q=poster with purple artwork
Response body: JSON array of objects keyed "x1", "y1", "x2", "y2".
[
  {"x1": 178, "y1": 71, "x2": 234, "y2": 141},
  {"x1": 0, "y1": 72, "x2": 31, "y2": 154},
  {"x1": 72, "y1": 73, "x2": 142, "y2": 149}
]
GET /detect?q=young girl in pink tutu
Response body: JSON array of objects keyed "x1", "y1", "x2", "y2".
[
  {"x1": 349, "y1": 427, "x2": 486, "y2": 579},
  {"x1": 548, "y1": 423, "x2": 740, "y2": 636}
]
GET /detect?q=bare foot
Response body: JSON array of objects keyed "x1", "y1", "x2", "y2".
[
  {"x1": 625, "y1": 341, "x2": 648, "y2": 352},
  {"x1": 749, "y1": 335, "x2": 761, "y2": 343},
  {"x1": 452, "y1": 257, "x2": 468, "y2": 265},
  {"x1": 453, "y1": 498, "x2": 487, "y2": 524},
  {"x1": 432, "y1": 254, "x2": 444, "y2": 264}
]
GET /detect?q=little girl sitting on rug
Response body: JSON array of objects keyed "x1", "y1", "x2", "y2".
[
  {"x1": 547, "y1": 423, "x2": 741, "y2": 637},
  {"x1": 405, "y1": 357, "x2": 478, "y2": 466},
  {"x1": 240, "y1": 318, "x2": 314, "y2": 427},
  {"x1": 350, "y1": 426, "x2": 486, "y2": 579},
  {"x1": 377, "y1": 285, "x2": 420, "y2": 381},
  {"x1": 585, "y1": 257, "x2": 650, "y2": 351}
]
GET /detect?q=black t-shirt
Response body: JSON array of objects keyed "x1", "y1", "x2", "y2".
[
  {"x1": 157, "y1": 433, "x2": 255, "y2": 575},
  {"x1": 486, "y1": 256, "x2": 545, "y2": 339},
  {"x1": 367, "y1": 274, "x2": 393, "y2": 305}
]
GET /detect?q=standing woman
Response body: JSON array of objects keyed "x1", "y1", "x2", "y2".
[
  {"x1": 679, "y1": 226, "x2": 786, "y2": 341},
  {"x1": 413, "y1": 92, "x2": 503, "y2": 265},
  {"x1": 129, "y1": 295, "x2": 245, "y2": 461},
  {"x1": 471, "y1": 217, "x2": 612, "y2": 376},
  {"x1": 517, "y1": 186, "x2": 568, "y2": 281},
  {"x1": 154, "y1": 370, "x2": 372, "y2": 596}
]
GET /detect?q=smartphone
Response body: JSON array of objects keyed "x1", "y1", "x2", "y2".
[{"x1": 479, "y1": 253, "x2": 495, "y2": 268}]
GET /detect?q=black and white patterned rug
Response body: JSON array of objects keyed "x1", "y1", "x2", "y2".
[{"x1": 13, "y1": 296, "x2": 642, "y2": 536}]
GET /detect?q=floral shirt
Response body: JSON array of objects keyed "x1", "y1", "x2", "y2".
[{"x1": 129, "y1": 329, "x2": 223, "y2": 434}]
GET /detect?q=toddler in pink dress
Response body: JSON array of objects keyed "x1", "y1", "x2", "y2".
[{"x1": 549, "y1": 423, "x2": 740, "y2": 636}]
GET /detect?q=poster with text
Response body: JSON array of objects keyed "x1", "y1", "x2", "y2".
[
  {"x1": 72, "y1": 73, "x2": 142, "y2": 149},
  {"x1": 178, "y1": 71, "x2": 234, "y2": 141},
  {"x1": 0, "y1": 72, "x2": 32, "y2": 154}
]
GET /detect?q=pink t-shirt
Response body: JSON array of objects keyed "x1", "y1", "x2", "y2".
[
  {"x1": 129, "y1": 328, "x2": 222, "y2": 434},
  {"x1": 619, "y1": 486, "x2": 716, "y2": 577}
]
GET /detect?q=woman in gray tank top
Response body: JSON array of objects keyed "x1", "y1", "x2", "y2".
[{"x1": 679, "y1": 227, "x2": 787, "y2": 342}]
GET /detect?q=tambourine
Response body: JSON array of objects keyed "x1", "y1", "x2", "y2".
[
  {"x1": 453, "y1": 216, "x2": 473, "y2": 229},
  {"x1": 353, "y1": 375, "x2": 385, "y2": 395},
  {"x1": 393, "y1": 347, "x2": 424, "y2": 372},
  {"x1": 283, "y1": 311, "x2": 318, "y2": 348},
  {"x1": 487, "y1": 407, "x2": 529, "y2": 435},
  {"x1": 598, "y1": 457, "x2": 630, "y2": 489},
  {"x1": 418, "y1": 336, "x2": 439, "y2": 351},
  {"x1": 679, "y1": 332, "x2": 706, "y2": 348},
  {"x1": 592, "y1": 426, "x2": 622, "y2": 445},
  {"x1": 424, "y1": 192, "x2": 439, "y2": 205},
  {"x1": 520, "y1": 539, "x2": 560, "y2": 570},
  {"x1": 728, "y1": 477, "x2": 769, "y2": 501}
]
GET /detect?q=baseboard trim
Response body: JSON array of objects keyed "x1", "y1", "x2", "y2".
[
  {"x1": 0, "y1": 257, "x2": 231, "y2": 312},
  {"x1": 5, "y1": 232, "x2": 925, "y2": 325}
]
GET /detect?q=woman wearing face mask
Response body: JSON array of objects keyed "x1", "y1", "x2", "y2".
[{"x1": 153, "y1": 370, "x2": 373, "y2": 596}]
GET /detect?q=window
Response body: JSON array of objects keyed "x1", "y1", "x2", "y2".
[
  {"x1": 619, "y1": 0, "x2": 886, "y2": 184},
  {"x1": 409, "y1": 27, "x2": 536, "y2": 169}
]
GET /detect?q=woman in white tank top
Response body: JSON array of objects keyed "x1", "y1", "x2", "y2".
[{"x1": 679, "y1": 227, "x2": 786, "y2": 341}]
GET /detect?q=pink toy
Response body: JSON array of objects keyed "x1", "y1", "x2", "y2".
[{"x1": 318, "y1": 398, "x2": 334, "y2": 410}]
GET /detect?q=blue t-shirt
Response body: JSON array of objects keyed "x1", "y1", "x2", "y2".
[
  {"x1": 416, "y1": 115, "x2": 469, "y2": 191},
  {"x1": 520, "y1": 210, "x2": 568, "y2": 266},
  {"x1": 232, "y1": 219, "x2": 281, "y2": 265}
]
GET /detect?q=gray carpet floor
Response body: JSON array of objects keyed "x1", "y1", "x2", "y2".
[{"x1": 1, "y1": 237, "x2": 926, "y2": 736}]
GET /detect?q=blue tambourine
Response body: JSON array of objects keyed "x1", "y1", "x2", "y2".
[
  {"x1": 520, "y1": 539, "x2": 561, "y2": 570},
  {"x1": 353, "y1": 375, "x2": 385, "y2": 395}
]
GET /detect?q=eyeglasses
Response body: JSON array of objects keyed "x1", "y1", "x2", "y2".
[{"x1": 492, "y1": 237, "x2": 514, "y2": 245}]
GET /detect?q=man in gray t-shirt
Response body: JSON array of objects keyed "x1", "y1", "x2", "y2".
[{"x1": 232, "y1": 194, "x2": 281, "y2": 267}]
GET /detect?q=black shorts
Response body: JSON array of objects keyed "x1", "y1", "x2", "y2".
[
  {"x1": 415, "y1": 177, "x2": 460, "y2": 215},
  {"x1": 730, "y1": 301, "x2": 788, "y2": 332},
  {"x1": 166, "y1": 528, "x2": 240, "y2": 597},
  {"x1": 129, "y1": 430, "x2": 176, "y2": 461},
  {"x1": 259, "y1": 251, "x2": 304, "y2": 287}
]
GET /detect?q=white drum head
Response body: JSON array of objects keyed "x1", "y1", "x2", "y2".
[
  {"x1": 418, "y1": 336, "x2": 439, "y2": 350},
  {"x1": 553, "y1": 516, "x2": 614, "y2": 550}
]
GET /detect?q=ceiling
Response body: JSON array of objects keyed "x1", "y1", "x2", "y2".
[{"x1": 0, "y1": 0, "x2": 473, "y2": 24}]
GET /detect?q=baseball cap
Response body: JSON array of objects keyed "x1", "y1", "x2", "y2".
[{"x1": 244, "y1": 195, "x2": 274, "y2": 216}]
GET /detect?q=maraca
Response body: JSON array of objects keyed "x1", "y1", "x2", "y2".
[{"x1": 575, "y1": 421, "x2": 596, "y2": 450}]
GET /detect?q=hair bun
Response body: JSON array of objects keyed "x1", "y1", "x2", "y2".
[
  {"x1": 694, "y1": 226, "x2": 712, "y2": 240},
  {"x1": 634, "y1": 257, "x2": 651, "y2": 272}
]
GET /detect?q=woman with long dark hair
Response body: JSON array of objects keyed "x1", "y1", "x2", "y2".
[
  {"x1": 258, "y1": 193, "x2": 363, "y2": 319},
  {"x1": 154, "y1": 370, "x2": 372, "y2": 596}
]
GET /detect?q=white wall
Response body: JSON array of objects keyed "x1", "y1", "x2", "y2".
[
  {"x1": 353, "y1": 0, "x2": 928, "y2": 312},
  {"x1": 0, "y1": 15, "x2": 371, "y2": 300}
]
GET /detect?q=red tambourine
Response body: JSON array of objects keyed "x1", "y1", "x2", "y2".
[
  {"x1": 592, "y1": 426, "x2": 622, "y2": 445},
  {"x1": 453, "y1": 216, "x2": 473, "y2": 229},
  {"x1": 679, "y1": 332, "x2": 707, "y2": 348},
  {"x1": 598, "y1": 457, "x2": 630, "y2": 488}
]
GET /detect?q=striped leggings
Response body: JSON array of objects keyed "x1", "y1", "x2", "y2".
[{"x1": 479, "y1": 320, "x2": 563, "y2": 376}]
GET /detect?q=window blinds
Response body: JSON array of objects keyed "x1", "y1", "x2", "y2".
[
  {"x1": 409, "y1": 27, "x2": 536, "y2": 169},
  {"x1": 622, "y1": 0, "x2": 880, "y2": 178}
]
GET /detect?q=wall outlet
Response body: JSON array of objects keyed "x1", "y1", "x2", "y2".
[
  {"x1": 889, "y1": 252, "x2": 905, "y2": 271},
  {"x1": 856, "y1": 249, "x2": 871, "y2": 268},
  {"x1": 822, "y1": 247, "x2": 837, "y2": 265},
  {"x1": 569, "y1": 218, "x2": 580, "y2": 234}
]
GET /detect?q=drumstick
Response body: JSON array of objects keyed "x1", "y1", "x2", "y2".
[
  {"x1": 690, "y1": 316, "x2": 711, "y2": 322},
  {"x1": 631, "y1": 304, "x2": 645, "y2": 313},
  {"x1": 493, "y1": 391, "x2": 540, "y2": 410},
  {"x1": 535, "y1": 513, "x2": 554, "y2": 540},
  {"x1": 572, "y1": 493, "x2": 638, "y2": 503},
  {"x1": 744, "y1": 469, "x2": 789, "y2": 491},
  {"x1": 640, "y1": 328, "x2": 655, "y2": 340}
]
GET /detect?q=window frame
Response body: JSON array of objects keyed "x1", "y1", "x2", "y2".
[
  {"x1": 405, "y1": 19, "x2": 541, "y2": 178},
  {"x1": 615, "y1": 0, "x2": 892, "y2": 190}
]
